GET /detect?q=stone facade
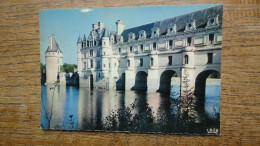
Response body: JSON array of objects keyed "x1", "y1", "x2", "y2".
[{"x1": 77, "y1": 5, "x2": 223, "y2": 95}]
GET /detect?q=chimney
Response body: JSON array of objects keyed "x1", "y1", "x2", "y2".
[
  {"x1": 92, "y1": 24, "x2": 98, "y2": 31},
  {"x1": 98, "y1": 22, "x2": 105, "y2": 30},
  {"x1": 49, "y1": 34, "x2": 55, "y2": 49},
  {"x1": 116, "y1": 20, "x2": 125, "y2": 35}
]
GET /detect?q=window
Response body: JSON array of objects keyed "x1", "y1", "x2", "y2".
[
  {"x1": 94, "y1": 41, "x2": 97, "y2": 46},
  {"x1": 91, "y1": 60, "x2": 93, "y2": 68},
  {"x1": 109, "y1": 63, "x2": 110, "y2": 68},
  {"x1": 154, "y1": 31, "x2": 156, "y2": 35},
  {"x1": 87, "y1": 41, "x2": 89, "y2": 47},
  {"x1": 169, "y1": 40, "x2": 173, "y2": 47},
  {"x1": 153, "y1": 43, "x2": 156, "y2": 50},
  {"x1": 170, "y1": 27, "x2": 173, "y2": 31},
  {"x1": 119, "y1": 60, "x2": 121, "y2": 67},
  {"x1": 187, "y1": 37, "x2": 192, "y2": 46},
  {"x1": 84, "y1": 53, "x2": 86, "y2": 58},
  {"x1": 188, "y1": 24, "x2": 192, "y2": 28},
  {"x1": 127, "y1": 60, "x2": 130, "y2": 67},
  {"x1": 150, "y1": 58, "x2": 154, "y2": 66},
  {"x1": 104, "y1": 64, "x2": 106, "y2": 67},
  {"x1": 97, "y1": 51, "x2": 100, "y2": 57},
  {"x1": 184, "y1": 55, "x2": 189, "y2": 64},
  {"x1": 90, "y1": 50, "x2": 93, "y2": 56},
  {"x1": 104, "y1": 52, "x2": 106, "y2": 55},
  {"x1": 118, "y1": 48, "x2": 121, "y2": 54},
  {"x1": 168, "y1": 56, "x2": 172, "y2": 65},
  {"x1": 140, "y1": 45, "x2": 143, "y2": 52},
  {"x1": 98, "y1": 73, "x2": 100, "y2": 78},
  {"x1": 84, "y1": 62, "x2": 86, "y2": 70},
  {"x1": 140, "y1": 58, "x2": 143, "y2": 67},
  {"x1": 207, "y1": 53, "x2": 213, "y2": 64},
  {"x1": 96, "y1": 61, "x2": 100, "y2": 69},
  {"x1": 210, "y1": 19, "x2": 215, "y2": 24},
  {"x1": 209, "y1": 34, "x2": 214, "y2": 44},
  {"x1": 104, "y1": 41, "x2": 106, "y2": 46},
  {"x1": 130, "y1": 46, "x2": 132, "y2": 53}
]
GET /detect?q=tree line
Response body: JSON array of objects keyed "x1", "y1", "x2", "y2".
[{"x1": 41, "y1": 63, "x2": 77, "y2": 73}]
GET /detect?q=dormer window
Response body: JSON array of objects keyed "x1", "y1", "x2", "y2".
[
  {"x1": 138, "y1": 30, "x2": 146, "y2": 40},
  {"x1": 151, "y1": 27, "x2": 160, "y2": 38},
  {"x1": 128, "y1": 33, "x2": 135, "y2": 42},
  {"x1": 167, "y1": 24, "x2": 176, "y2": 35},
  {"x1": 184, "y1": 20, "x2": 196, "y2": 32},
  {"x1": 206, "y1": 15, "x2": 219, "y2": 28}
]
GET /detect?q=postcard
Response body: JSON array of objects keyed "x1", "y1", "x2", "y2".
[{"x1": 40, "y1": 4, "x2": 223, "y2": 135}]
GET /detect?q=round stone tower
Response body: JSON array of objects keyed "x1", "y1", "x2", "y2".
[{"x1": 45, "y1": 34, "x2": 63, "y2": 84}]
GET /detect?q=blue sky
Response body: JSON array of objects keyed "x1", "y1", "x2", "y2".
[{"x1": 40, "y1": 4, "x2": 220, "y2": 64}]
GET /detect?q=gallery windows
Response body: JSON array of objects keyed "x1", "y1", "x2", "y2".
[
  {"x1": 91, "y1": 60, "x2": 93, "y2": 68},
  {"x1": 168, "y1": 56, "x2": 172, "y2": 65},
  {"x1": 207, "y1": 53, "x2": 213, "y2": 64},
  {"x1": 150, "y1": 58, "x2": 154, "y2": 66},
  {"x1": 140, "y1": 45, "x2": 144, "y2": 52},
  {"x1": 127, "y1": 60, "x2": 130, "y2": 67},
  {"x1": 130, "y1": 46, "x2": 133, "y2": 53},
  {"x1": 169, "y1": 40, "x2": 173, "y2": 48},
  {"x1": 90, "y1": 50, "x2": 93, "y2": 57},
  {"x1": 153, "y1": 43, "x2": 156, "y2": 50},
  {"x1": 184, "y1": 55, "x2": 189, "y2": 64},
  {"x1": 96, "y1": 61, "x2": 100, "y2": 69},
  {"x1": 187, "y1": 37, "x2": 192, "y2": 46},
  {"x1": 209, "y1": 34, "x2": 214, "y2": 44},
  {"x1": 140, "y1": 58, "x2": 143, "y2": 67}
]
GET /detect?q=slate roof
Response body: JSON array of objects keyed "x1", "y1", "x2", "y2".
[
  {"x1": 102, "y1": 27, "x2": 110, "y2": 37},
  {"x1": 46, "y1": 36, "x2": 62, "y2": 53},
  {"x1": 121, "y1": 5, "x2": 223, "y2": 42}
]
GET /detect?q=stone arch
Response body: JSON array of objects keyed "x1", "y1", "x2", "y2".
[
  {"x1": 131, "y1": 71, "x2": 148, "y2": 91},
  {"x1": 194, "y1": 69, "x2": 220, "y2": 96},
  {"x1": 158, "y1": 70, "x2": 180, "y2": 92},
  {"x1": 116, "y1": 73, "x2": 125, "y2": 90}
]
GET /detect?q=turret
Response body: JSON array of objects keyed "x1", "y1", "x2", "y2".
[
  {"x1": 77, "y1": 35, "x2": 82, "y2": 75},
  {"x1": 83, "y1": 34, "x2": 86, "y2": 48},
  {"x1": 45, "y1": 34, "x2": 63, "y2": 84},
  {"x1": 116, "y1": 20, "x2": 125, "y2": 35}
]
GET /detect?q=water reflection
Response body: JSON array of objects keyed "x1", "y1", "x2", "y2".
[{"x1": 41, "y1": 84, "x2": 220, "y2": 134}]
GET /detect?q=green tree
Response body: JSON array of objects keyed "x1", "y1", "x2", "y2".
[
  {"x1": 61, "y1": 63, "x2": 77, "y2": 73},
  {"x1": 41, "y1": 63, "x2": 46, "y2": 73}
]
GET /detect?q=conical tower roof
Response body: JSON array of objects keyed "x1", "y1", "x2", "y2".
[
  {"x1": 46, "y1": 34, "x2": 62, "y2": 53},
  {"x1": 77, "y1": 35, "x2": 82, "y2": 44}
]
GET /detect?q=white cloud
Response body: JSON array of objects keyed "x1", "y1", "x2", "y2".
[{"x1": 81, "y1": 8, "x2": 93, "y2": 13}]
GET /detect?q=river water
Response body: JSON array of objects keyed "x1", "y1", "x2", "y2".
[{"x1": 41, "y1": 82, "x2": 220, "y2": 135}]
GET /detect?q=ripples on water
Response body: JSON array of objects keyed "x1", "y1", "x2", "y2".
[{"x1": 41, "y1": 84, "x2": 220, "y2": 134}]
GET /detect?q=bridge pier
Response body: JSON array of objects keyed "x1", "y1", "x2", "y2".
[
  {"x1": 147, "y1": 69, "x2": 160, "y2": 92},
  {"x1": 180, "y1": 68, "x2": 195, "y2": 96},
  {"x1": 125, "y1": 69, "x2": 135, "y2": 90}
]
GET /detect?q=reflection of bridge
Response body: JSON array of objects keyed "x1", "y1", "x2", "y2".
[{"x1": 77, "y1": 5, "x2": 223, "y2": 96}]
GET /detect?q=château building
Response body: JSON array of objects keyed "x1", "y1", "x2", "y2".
[{"x1": 76, "y1": 5, "x2": 223, "y2": 95}]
